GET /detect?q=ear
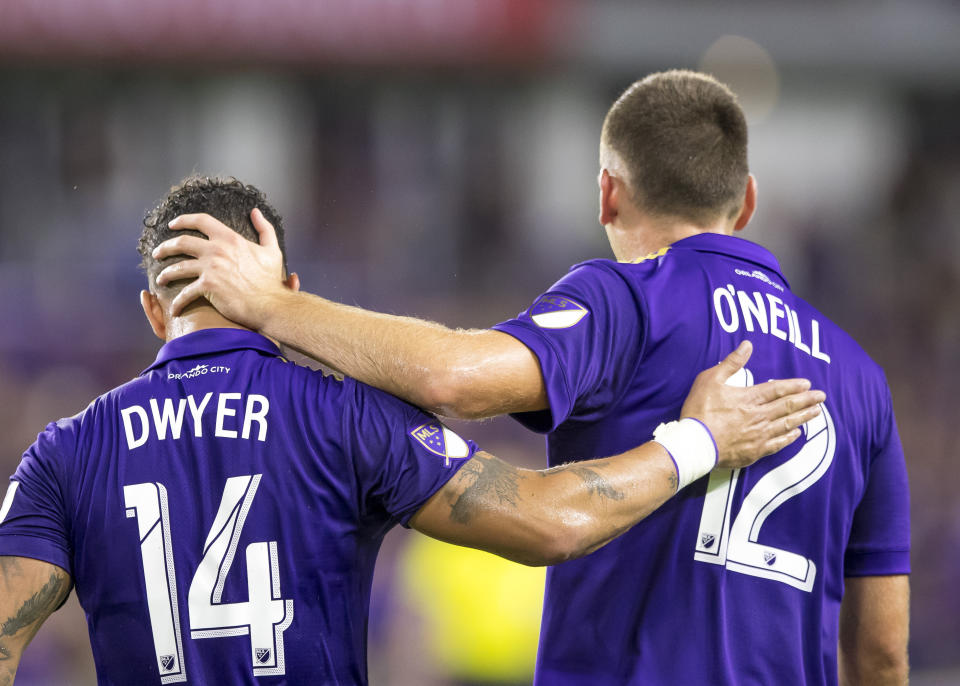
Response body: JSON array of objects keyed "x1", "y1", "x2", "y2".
[
  {"x1": 598, "y1": 169, "x2": 619, "y2": 226},
  {"x1": 140, "y1": 289, "x2": 167, "y2": 341},
  {"x1": 733, "y1": 174, "x2": 757, "y2": 232},
  {"x1": 284, "y1": 272, "x2": 301, "y2": 292}
]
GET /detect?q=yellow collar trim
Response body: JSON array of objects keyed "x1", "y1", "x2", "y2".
[{"x1": 621, "y1": 246, "x2": 670, "y2": 264}]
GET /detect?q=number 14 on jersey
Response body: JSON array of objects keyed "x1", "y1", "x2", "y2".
[{"x1": 124, "y1": 475, "x2": 294, "y2": 683}]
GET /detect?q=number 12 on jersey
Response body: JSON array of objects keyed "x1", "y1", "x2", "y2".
[
  {"x1": 694, "y1": 367, "x2": 836, "y2": 592},
  {"x1": 124, "y1": 475, "x2": 294, "y2": 683}
]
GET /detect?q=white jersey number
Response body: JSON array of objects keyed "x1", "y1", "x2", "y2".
[
  {"x1": 124, "y1": 475, "x2": 294, "y2": 683},
  {"x1": 693, "y1": 367, "x2": 836, "y2": 592}
]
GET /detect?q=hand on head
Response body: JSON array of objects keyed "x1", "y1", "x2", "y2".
[{"x1": 150, "y1": 210, "x2": 298, "y2": 329}]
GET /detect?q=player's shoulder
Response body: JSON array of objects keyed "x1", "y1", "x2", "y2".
[
  {"x1": 570, "y1": 248, "x2": 680, "y2": 285},
  {"x1": 27, "y1": 380, "x2": 128, "y2": 464},
  {"x1": 553, "y1": 257, "x2": 645, "y2": 298},
  {"x1": 249, "y1": 355, "x2": 426, "y2": 426},
  {"x1": 786, "y1": 291, "x2": 873, "y2": 364},
  {"x1": 799, "y1": 297, "x2": 889, "y2": 383}
]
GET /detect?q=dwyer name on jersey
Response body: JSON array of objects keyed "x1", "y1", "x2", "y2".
[{"x1": 120, "y1": 392, "x2": 270, "y2": 449}]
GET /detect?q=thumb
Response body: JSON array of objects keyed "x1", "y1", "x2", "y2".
[
  {"x1": 251, "y1": 208, "x2": 280, "y2": 249},
  {"x1": 714, "y1": 340, "x2": 752, "y2": 382}
]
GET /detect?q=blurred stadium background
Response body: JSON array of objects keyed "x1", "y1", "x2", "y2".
[{"x1": 1, "y1": 0, "x2": 958, "y2": 683}]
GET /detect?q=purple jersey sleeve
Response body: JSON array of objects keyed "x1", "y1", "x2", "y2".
[
  {"x1": 0, "y1": 417, "x2": 77, "y2": 574},
  {"x1": 342, "y1": 381, "x2": 476, "y2": 526},
  {"x1": 844, "y1": 388, "x2": 910, "y2": 577},
  {"x1": 492, "y1": 262, "x2": 644, "y2": 433}
]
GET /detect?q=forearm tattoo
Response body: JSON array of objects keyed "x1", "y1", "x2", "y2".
[
  {"x1": 0, "y1": 563, "x2": 70, "y2": 665},
  {"x1": 667, "y1": 470, "x2": 678, "y2": 492},
  {"x1": 568, "y1": 466, "x2": 625, "y2": 501},
  {"x1": 448, "y1": 454, "x2": 521, "y2": 524}
]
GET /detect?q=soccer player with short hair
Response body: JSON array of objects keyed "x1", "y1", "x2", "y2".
[
  {"x1": 0, "y1": 175, "x2": 819, "y2": 685},
  {"x1": 158, "y1": 71, "x2": 911, "y2": 685}
]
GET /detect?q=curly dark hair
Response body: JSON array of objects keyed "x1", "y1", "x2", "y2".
[{"x1": 138, "y1": 175, "x2": 288, "y2": 291}]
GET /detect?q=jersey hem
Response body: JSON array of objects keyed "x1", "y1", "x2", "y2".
[
  {"x1": 844, "y1": 549, "x2": 910, "y2": 577},
  {"x1": 0, "y1": 534, "x2": 72, "y2": 575}
]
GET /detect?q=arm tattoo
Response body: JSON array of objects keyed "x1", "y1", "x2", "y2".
[
  {"x1": 667, "y1": 470, "x2": 678, "y2": 492},
  {"x1": 569, "y1": 466, "x2": 625, "y2": 501},
  {"x1": 0, "y1": 568, "x2": 70, "y2": 662},
  {"x1": 448, "y1": 454, "x2": 520, "y2": 524}
]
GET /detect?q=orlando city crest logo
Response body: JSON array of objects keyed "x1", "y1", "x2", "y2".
[
  {"x1": 410, "y1": 422, "x2": 471, "y2": 467},
  {"x1": 528, "y1": 295, "x2": 588, "y2": 329}
]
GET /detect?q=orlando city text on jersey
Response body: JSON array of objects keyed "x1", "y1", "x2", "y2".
[
  {"x1": 0, "y1": 329, "x2": 475, "y2": 685},
  {"x1": 493, "y1": 233, "x2": 909, "y2": 686}
]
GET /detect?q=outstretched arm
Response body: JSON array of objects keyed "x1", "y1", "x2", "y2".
[
  {"x1": 0, "y1": 556, "x2": 71, "y2": 686},
  {"x1": 235, "y1": 293, "x2": 547, "y2": 419},
  {"x1": 153, "y1": 212, "x2": 820, "y2": 428},
  {"x1": 410, "y1": 448, "x2": 675, "y2": 566},
  {"x1": 154, "y1": 211, "x2": 545, "y2": 418},
  {"x1": 410, "y1": 346, "x2": 824, "y2": 566}
]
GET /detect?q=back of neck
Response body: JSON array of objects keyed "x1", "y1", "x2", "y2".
[
  {"x1": 607, "y1": 221, "x2": 731, "y2": 262},
  {"x1": 164, "y1": 304, "x2": 249, "y2": 341}
]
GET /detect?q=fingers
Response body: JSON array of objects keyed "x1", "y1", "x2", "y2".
[
  {"x1": 749, "y1": 402, "x2": 822, "y2": 461},
  {"x1": 250, "y1": 208, "x2": 279, "y2": 249},
  {"x1": 152, "y1": 235, "x2": 211, "y2": 262},
  {"x1": 156, "y1": 259, "x2": 203, "y2": 287},
  {"x1": 713, "y1": 340, "x2": 753, "y2": 382},
  {"x1": 760, "y1": 390, "x2": 826, "y2": 422},
  {"x1": 167, "y1": 213, "x2": 236, "y2": 239},
  {"x1": 169, "y1": 279, "x2": 207, "y2": 317},
  {"x1": 759, "y1": 428, "x2": 803, "y2": 457},
  {"x1": 750, "y1": 376, "x2": 812, "y2": 403},
  {"x1": 778, "y1": 403, "x2": 823, "y2": 433}
]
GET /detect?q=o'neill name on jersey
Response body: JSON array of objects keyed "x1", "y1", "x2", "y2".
[
  {"x1": 120, "y1": 392, "x2": 270, "y2": 450},
  {"x1": 712, "y1": 285, "x2": 831, "y2": 363}
]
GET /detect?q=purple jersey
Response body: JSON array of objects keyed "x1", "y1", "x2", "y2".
[
  {"x1": 494, "y1": 234, "x2": 909, "y2": 685},
  {"x1": 0, "y1": 329, "x2": 475, "y2": 685}
]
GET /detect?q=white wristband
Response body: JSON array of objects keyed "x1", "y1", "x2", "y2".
[{"x1": 652, "y1": 418, "x2": 718, "y2": 492}]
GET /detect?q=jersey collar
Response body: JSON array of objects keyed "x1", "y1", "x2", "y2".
[
  {"x1": 670, "y1": 233, "x2": 790, "y2": 289},
  {"x1": 143, "y1": 328, "x2": 283, "y2": 374}
]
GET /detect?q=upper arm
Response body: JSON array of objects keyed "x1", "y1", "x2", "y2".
[
  {"x1": 408, "y1": 451, "x2": 555, "y2": 566},
  {"x1": 0, "y1": 556, "x2": 72, "y2": 683},
  {"x1": 839, "y1": 387, "x2": 910, "y2": 685},
  {"x1": 845, "y1": 389, "x2": 910, "y2": 577},
  {"x1": 342, "y1": 380, "x2": 480, "y2": 524},
  {"x1": 839, "y1": 575, "x2": 909, "y2": 686},
  {"x1": 436, "y1": 330, "x2": 548, "y2": 419},
  {"x1": 490, "y1": 263, "x2": 644, "y2": 431},
  {"x1": 0, "y1": 422, "x2": 75, "y2": 576}
]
